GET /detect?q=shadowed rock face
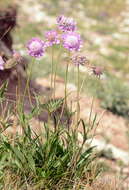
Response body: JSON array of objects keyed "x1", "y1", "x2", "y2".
[
  {"x1": 0, "y1": 6, "x2": 17, "y2": 50},
  {"x1": 0, "y1": 6, "x2": 39, "y2": 97},
  {"x1": 0, "y1": 6, "x2": 34, "y2": 108},
  {"x1": 0, "y1": 6, "x2": 24, "y2": 100},
  {"x1": 0, "y1": 6, "x2": 18, "y2": 101}
]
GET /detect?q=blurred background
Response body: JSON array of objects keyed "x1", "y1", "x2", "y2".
[{"x1": 1, "y1": 0, "x2": 129, "y2": 186}]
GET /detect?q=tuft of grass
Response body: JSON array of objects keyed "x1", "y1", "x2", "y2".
[{"x1": 0, "y1": 114, "x2": 98, "y2": 189}]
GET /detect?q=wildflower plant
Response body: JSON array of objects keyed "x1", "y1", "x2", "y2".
[{"x1": 0, "y1": 15, "x2": 102, "y2": 189}]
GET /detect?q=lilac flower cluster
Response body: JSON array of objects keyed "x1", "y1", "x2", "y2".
[
  {"x1": 91, "y1": 66, "x2": 103, "y2": 77},
  {"x1": 57, "y1": 15, "x2": 76, "y2": 32},
  {"x1": 27, "y1": 37, "x2": 46, "y2": 58},
  {"x1": 62, "y1": 32, "x2": 82, "y2": 51},
  {"x1": 27, "y1": 15, "x2": 83, "y2": 58},
  {"x1": 45, "y1": 30, "x2": 60, "y2": 47},
  {"x1": 71, "y1": 54, "x2": 88, "y2": 66}
]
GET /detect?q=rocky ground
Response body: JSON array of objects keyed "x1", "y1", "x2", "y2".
[{"x1": 1, "y1": 0, "x2": 129, "y2": 188}]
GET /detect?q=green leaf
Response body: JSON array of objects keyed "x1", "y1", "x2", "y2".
[{"x1": 41, "y1": 98, "x2": 64, "y2": 113}]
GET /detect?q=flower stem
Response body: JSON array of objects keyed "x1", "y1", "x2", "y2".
[
  {"x1": 64, "y1": 59, "x2": 69, "y2": 106},
  {"x1": 53, "y1": 45, "x2": 61, "y2": 99},
  {"x1": 89, "y1": 96, "x2": 95, "y2": 125},
  {"x1": 76, "y1": 65, "x2": 80, "y2": 126},
  {"x1": 51, "y1": 46, "x2": 54, "y2": 98},
  {"x1": 23, "y1": 59, "x2": 34, "y2": 107}
]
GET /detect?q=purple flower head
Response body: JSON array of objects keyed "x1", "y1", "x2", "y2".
[
  {"x1": 0, "y1": 56, "x2": 5, "y2": 70},
  {"x1": 92, "y1": 66, "x2": 103, "y2": 77},
  {"x1": 27, "y1": 37, "x2": 46, "y2": 58},
  {"x1": 62, "y1": 32, "x2": 82, "y2": 51},
  {"x1": 71, "y1": 54, "x2": 88, "y2": 66},
  {"x1": 45, "y1": 30, "x2": 60, "y2": 47},
  {"x1": 57, "y1": 15, "x2": 76, "y2": 32}
]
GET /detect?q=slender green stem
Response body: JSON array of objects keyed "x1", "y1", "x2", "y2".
[
  {"x1": 53, "y1": 45, "x2": 62, "y2": 99},
  {"x1": 53, "y1": 62, "x2": 57, "y2": 99},
  {"x1": 64, "y1": 52, "x2": 70, "y2": 105},
  {"x1": 89, "y1": 96, "x2": 95, "y2": 125},
  {"x1": 79, "y1": 73, "x2": 87, "y2": 95},
  {"x1": 64, "y1": 61, "x2": 69, "y2": 106},
  {"x1": 76, "y1": 65, "x2": 80, "y2": 126},
  {"x1": 16, "y1": 68, "x2": 21, "y2": 111},
  {"x1": 22, "y1": 60, "x2": 34, "y2": 106},
  {"x1": 51, "y1": 46, "x2": 54, "y2": 97}
]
